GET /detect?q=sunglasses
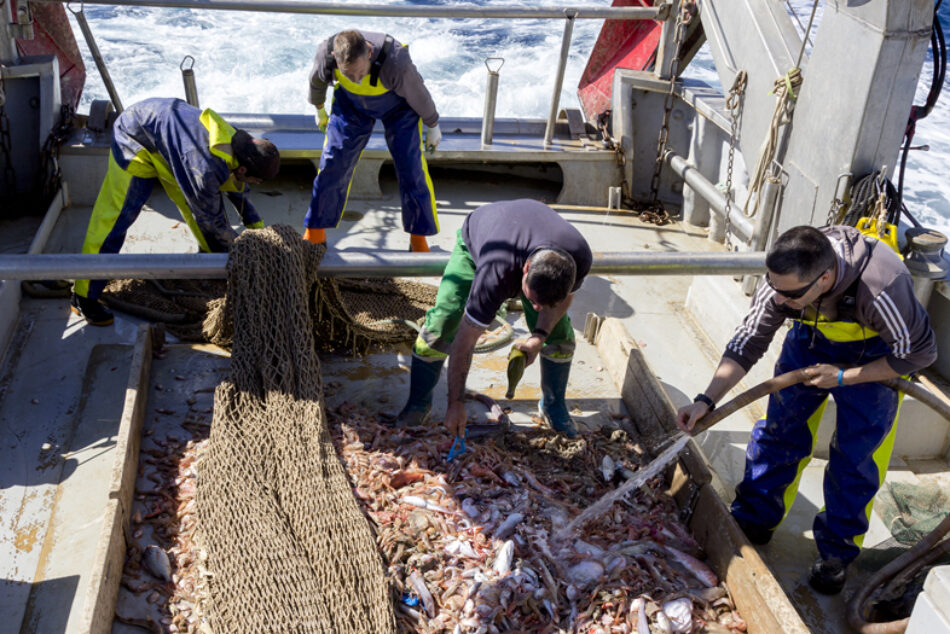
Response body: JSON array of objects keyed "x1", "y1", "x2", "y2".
[{"x1": 765, "y1": 268, "x2": 828, "y2": 300}]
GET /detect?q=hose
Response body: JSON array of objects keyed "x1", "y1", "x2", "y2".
[{"x1": 689, "y1": 370, "x2": 950, "y2": 633}]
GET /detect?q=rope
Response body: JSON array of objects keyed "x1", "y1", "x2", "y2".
[{"x1": 742, "y1": 68, "x2": 803, "y2": 219}]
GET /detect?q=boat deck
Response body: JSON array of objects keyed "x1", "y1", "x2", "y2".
[{"x1": 1, "y1": 166, "x2": 948, "y2": 632}]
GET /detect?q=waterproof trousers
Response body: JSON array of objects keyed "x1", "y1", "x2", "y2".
[
  {"x1": 304, "y1": 87, "x2": 438, "y2": 236},
  {"x1": 730, "y1": 321, "x2": 903, "y2": 565},
  {"x1": 412, "y1": 230, "x2": 575, "y2": 361},
  {"x1": 75, "y1": 148, "x2": 216, "y2": 300}
]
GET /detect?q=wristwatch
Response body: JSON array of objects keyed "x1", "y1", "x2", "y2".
[{"x1": 693, "y1": 393, "x2": 716, "y2": 411}]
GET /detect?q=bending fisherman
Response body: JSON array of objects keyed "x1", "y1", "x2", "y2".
[
  {"x1": 72, "y1": 97, "x2": 279, "y2": 326},
  {"x1": 394, "y1": 199, "x2": 592, "y2": 438},
  {"x1": 304, "y1": 30, "x2": 441, "y2": 252}
]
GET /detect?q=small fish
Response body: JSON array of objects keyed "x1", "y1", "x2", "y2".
[
  {"x1": 461, "y1": 498, "x2": 479, "y2": 518},
  {"x1": 662, "y1": 545, "x2": 718, "y2": 587},
  {"x1": 601, "y1": 455, "x2": 616, "y2": 482},
  {"x1": 495, "y1": 512, "x2": 524, "y2": 539},
  {"x1": 566, "y1": 559, "x2": 605, "y2": 588},
  {"x1": 631, "y1": 597, "x2": 649, "y2": 634},
  {"x1": 408, "y1": 571, "x2": 436, "y2": 617},
  {"x1": 143, "y1": 544, "x2": 172, "y2": 582},
  {"x1": 492, "y1": 539, "x2": 514, "y2": 576},
  {"x1": 402, "y1": 495, "x2": 454, "y2": 514}
]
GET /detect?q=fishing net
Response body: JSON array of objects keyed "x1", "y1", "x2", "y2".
[
  {"x1": 875, "y1": 480, "x2": 950, "y2": 545},
  {"x1": 194, "y1": 225, "x2": 400, "y2": 633}
]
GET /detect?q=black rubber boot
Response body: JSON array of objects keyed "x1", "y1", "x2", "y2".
[
  {"x1": 539, "y1": 356, "x2": 577, "y2": 438},
  {"x1": 808, "y1": 556, "x2": 847, "y2": 595},
  {"x1": 393, "y1": 355, "x2": 444, "y2": 427},
  {"x1": 70, "y1": 293, "x2": 114, "y2": 326}
]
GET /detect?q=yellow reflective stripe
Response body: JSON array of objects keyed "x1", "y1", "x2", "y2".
[
  {"x1": 853, "y1": 390, "x2": 904, "y2": 548},
  {"x1": 793, "y1": 314, "x2": 879, "y2": 342},
  {"x1": 412, "y1": 336, "x2": 448, "y2": 360},
  {"x1": 334, "y1": 67, "x2": 389, "y2": 96},
  {"x1": 199, "y1": 108, "x2": 240, "y2": 168},
  {"x1": 76, "y1": 152, "x2": 135, "y2": 297},
  {"x1": 417, "y1": 118, "x2": 439, "y2": 232},
  {"x1": 776, "y1": 398, "x2": 828, "y2": 527}
]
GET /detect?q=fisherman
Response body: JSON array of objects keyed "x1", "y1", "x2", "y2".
[
  {"x1": 71, "y1": 97, "x2": 280, "y2": 326},
  {"x1": 393, "y1": 199, "x2": 592, "y2": 439},
  {"x1": 303, "y1": 30, "x2": 441, "y2": 252},
  {"x1": 676, "y1": 225, "x2": 937, "y2": 595}
]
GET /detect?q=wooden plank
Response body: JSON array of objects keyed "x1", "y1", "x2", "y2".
[
  {"x1": 594, "y1": 316, "x2": 809, "y2": 634},
  {"x1": 78, "y1": 324, "x2": 152, "y2": 634}
]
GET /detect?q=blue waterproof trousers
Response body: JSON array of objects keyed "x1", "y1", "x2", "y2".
[
  {"x1": 304, "y1": 87, "x2": 438, "y2": 235},
  {"x1": 731, "y1": 321, "x2": 902, "y2": 564}
]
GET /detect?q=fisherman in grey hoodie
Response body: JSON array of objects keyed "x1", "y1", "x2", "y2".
[{"x1": 677, "y1": 225, "x2": 936, "y2": 595}]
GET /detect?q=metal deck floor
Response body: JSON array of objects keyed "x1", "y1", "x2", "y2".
[{"x1": 1, "y1": 167, "x2": 947, "y2": 632}]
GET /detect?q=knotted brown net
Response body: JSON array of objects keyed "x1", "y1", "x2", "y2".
[{"x1": 194, "y1": 225, "x2": 403, "y2": 633}]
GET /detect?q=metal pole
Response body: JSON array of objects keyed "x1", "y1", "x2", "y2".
[
  {"x1": 481, "y1": 58, "x2": 503, "y2": 146},
  {"x1": 0, "y1": 251, "x2": 767, "y2": 280},
  {"x1": 665, "y1": 150, "x2": 754, "y2": 242},
  {"x1": 181, "y1": 55, "x2": 199, "y2": 108},
  {"x1": 70, "y1": 8, "x2": 123, "y2": 113},
  {"x1": 544, "y1": 11, "x2": 576, "y2": 148},
  {"x1": 40, "y1": 0, "x2": 661, "y2": 20}
]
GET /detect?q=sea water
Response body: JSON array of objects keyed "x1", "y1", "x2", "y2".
[{"x1": 67, "y1": 0, "x2": 950, "y2": 235}]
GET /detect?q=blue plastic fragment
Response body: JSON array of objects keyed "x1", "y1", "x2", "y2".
[
  {"x1": 401, "y1": 593, "x2": 420, "y2": 607},
  {"x1": 446, "y1": 434, "x2": 467, "y2": 462}
]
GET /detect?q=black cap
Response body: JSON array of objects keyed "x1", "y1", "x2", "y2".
[{"x1": 231, "y1": 129, "x2": 280, "y2": 180}]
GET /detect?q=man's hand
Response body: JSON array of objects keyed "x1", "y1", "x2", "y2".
[
  {"x1": 315, "y1": 106, "x2": 329, "y2": 133},
  {"x1": 676, "y1": 401, "x2": 711, "y2": 433},
  {"x1": 445, "y1": 400, "x2": 467, "y2": 438},
  {"x1": 802, "y1": 363, "x2": 845, "y2": 390},
  {"x1": 424, "y1": 123, "x2": 442, "y2": 153},
  {"x1": 514, "y1": 335, "x2": 544, "y2": 366}
]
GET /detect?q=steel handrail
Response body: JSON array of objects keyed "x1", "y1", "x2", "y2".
[
  {"x1": 0, "y1": 251, "x2": 767, "y2": 280},
  {"x1": 43, "y1": 0, "x2": 664, "y2": 19}
]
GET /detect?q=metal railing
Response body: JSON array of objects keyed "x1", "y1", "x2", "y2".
[
  {"x1": 41, "y1": 0, "x2": 667, "y2": 145},
  {"x1": 0, "y1": 251, "x2": 767, "y2": 280}
]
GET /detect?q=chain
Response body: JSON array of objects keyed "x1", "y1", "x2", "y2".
[
  {"x1": 722, "y1": 70, "x2": 747, "y2": 246},
  {"x1": 40, "y1": 104, "x2": 76, "y2": 202},
  {"x1": 0, "y1": 67, "x2": 15, "y2": 194},
  {"x1": 645, "y1": 0, "x2": 694, "y2": 225}
]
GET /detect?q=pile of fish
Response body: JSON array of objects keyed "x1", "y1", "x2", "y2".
[
  {"x1": 116, "y1": 391, "x2": 746, "y2": 634},
  {"x1": 327, "y1": 397, "x2": 748, "y2": 634},
  {"x1": 116, "y1": 393, "x2": 214, "y2": 634}
]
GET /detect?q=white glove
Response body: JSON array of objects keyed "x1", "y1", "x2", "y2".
[
  {"x1": 315, "y1": 106, "x2": 328, "y2": 133},
  {"x1": 424, "y1": 123, "x2": 442, "y2": 153}
]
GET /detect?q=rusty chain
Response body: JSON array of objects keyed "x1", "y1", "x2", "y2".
[
  {"x1": 643, "y1": 0, "x2": 695, "y2": 225},
  {"x1": 722, "y1": 70, "x2": 747, "y2": 246}
]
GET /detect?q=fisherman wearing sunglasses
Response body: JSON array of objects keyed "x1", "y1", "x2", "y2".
[{"x1": 676, "y1": 224, "x2": 936, "y2": 596}]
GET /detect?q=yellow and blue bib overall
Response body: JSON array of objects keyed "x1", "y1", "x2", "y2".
[
  {"x1": 731, "y1": 315, "x2": 903, "y2": 565},
  {"x1": 75, "y1": 98, "x2": 262, "y2": 300},
  {"x1": 304, "y1": 65, "x2": 438, "y2": 236}
]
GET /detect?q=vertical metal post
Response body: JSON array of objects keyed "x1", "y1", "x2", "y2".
[
  {"x1": 181, "y1": 55, "x2": 199, "y2": 107},
  {"x1": 0, "y1": 0, "x2": 19, "y2": 63},
  {"x1": 481, "y1": 57, "x2": 503, "y2": 146},
  {"x1": 71, "y1": 7, "x2": 123, "y2": 113},
  {"x1": 654, "y1": 0, "x2": 681, "y2": 80},
  {"x1": 543, "y1": 10, "x2": 576, "y2": 148}
]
